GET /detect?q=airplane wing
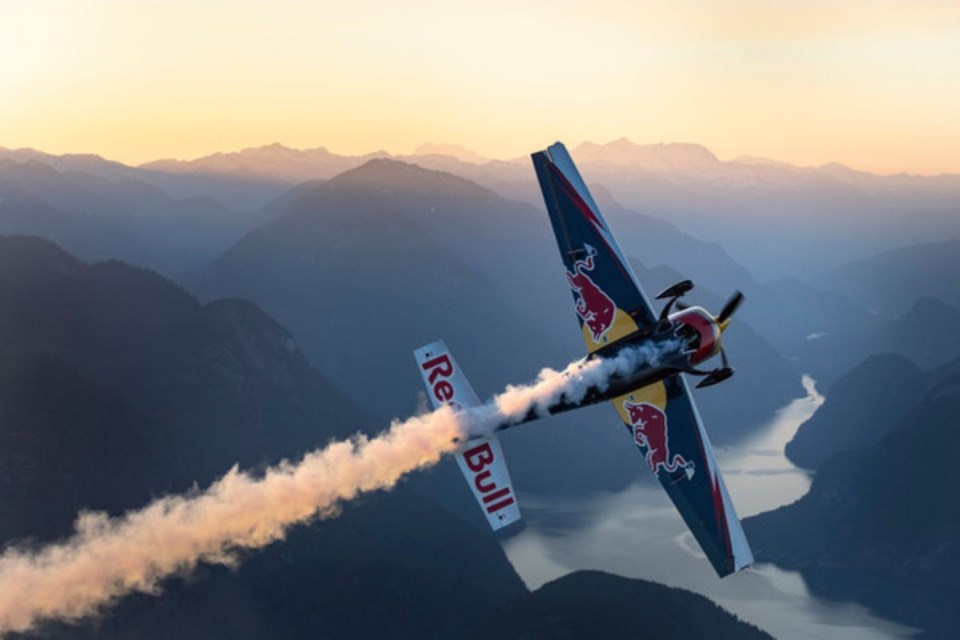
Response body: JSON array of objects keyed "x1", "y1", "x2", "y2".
[
  {"x1": 532, "y1": 142, "x2": 752, "y2": 577},
  {"x1": 611, "y1": 376, "x2": 753, "y2": 577},
  {"x1": 532, "y1": 142, "x2": 659, "y2": 353},
  {"x1": 414, "y1": 340, "x2": 521, "y2": 531}
]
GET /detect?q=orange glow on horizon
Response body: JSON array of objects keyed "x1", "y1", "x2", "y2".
[{"x1": 1, "y1": 1, "x2": 958, "y2": 174}]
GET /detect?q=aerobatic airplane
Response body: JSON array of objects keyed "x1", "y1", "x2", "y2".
[{"x1": 415, "y1": 142, "x2": 753, "y2": 578}]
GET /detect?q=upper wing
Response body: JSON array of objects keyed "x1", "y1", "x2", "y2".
[
  {"x1": 532, "y1": 142, "x2": 658, "y2": 353},
  {"x1": 611, "y1": 376, "x2": 753, "y2": 577}
]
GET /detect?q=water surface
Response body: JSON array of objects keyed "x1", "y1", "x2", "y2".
[{"x1": 503, "y1": 376, "x2": 917, "y2": 639}]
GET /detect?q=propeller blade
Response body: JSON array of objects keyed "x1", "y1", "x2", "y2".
[{"x1": 717, "y1": 291, "x2": 744, "y2": 327}]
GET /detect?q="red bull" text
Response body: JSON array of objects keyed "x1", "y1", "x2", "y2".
[
  {"x1": 462, "y1": 443, "x2": 516, "y2": 514},
  {"x1": 420, "y1": 352, "x2": 515, "y2": 514}
]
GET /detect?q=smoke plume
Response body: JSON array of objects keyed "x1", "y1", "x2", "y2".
[{"x1": 0, "y1": 342, "x2": 674, "y2": 634}]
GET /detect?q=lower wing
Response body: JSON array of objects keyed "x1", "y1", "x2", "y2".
[{"x1": 611, "y1": 375, "x2": 753, "y2": 577}]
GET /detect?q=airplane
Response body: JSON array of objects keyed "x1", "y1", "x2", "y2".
[{"x1": 414, "y1": 142, "x2": 753, "y2": 578}]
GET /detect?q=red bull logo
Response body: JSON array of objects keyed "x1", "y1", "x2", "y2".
[
  {"x1": 623, "y1": 401, "x2": 694, "y2": 479},
  {"x1": 566, "y1": 244, "x2": 616, "y2": 343}
]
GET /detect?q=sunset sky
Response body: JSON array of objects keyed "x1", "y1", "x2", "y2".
[{"x1": 2, "y1": 0, "x2": 958, "y2": 174}]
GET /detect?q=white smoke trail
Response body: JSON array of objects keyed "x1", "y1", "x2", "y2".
[
  {"x1": 0, "y1": 341, "x2": 677, "y2": 635},
  {"x1": 489, "y1": 340, "x2": 677, "y2": 422}
]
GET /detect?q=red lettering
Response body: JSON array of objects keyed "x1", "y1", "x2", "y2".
[
  {"x1": 486, "y1": 496, "x2": 516, "y2": 514},
  {"x1": 463, "y1": 443, "x2": 494, "y2": 472},
  {"x1": 482, "y1": 486, "x2": 510, "y2": 504},
  {"x1": 434, "y1": 381, "x2": 454, "y2": 402},
  {"x1": 474, "y1": 470, "x2": 496, "y2": 493},
  {"x1": 421, "y1": 354, "x2": 453, "y2": 384}
]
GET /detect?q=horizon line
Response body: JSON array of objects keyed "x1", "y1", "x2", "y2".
[{"x1": 2, "y1": 139, "x2": 959, "y2": 180}]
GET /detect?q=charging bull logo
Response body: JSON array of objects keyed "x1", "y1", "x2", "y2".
[
  {"x1": 624, "y1": 401, "x2": 695, "y2": 479},
  {"x1": 566, "y1": 244, "x2": 616, "y2": 343}
]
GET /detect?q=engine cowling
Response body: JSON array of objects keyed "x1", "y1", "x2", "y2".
[{"x1": 668, "y1": 306, "x2": 722, "y2": 364}]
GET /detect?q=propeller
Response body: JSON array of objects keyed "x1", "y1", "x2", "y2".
[
  {"x1": 716, "y1": 290, "x2": 744, "y2": 331},
  {"x1": 697, "y1": 291, "x2": 744, "y2": 388}
]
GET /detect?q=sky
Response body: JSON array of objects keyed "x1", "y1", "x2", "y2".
[{"x1": 1, "y1": 0, "x2": 958, "y2": 174}]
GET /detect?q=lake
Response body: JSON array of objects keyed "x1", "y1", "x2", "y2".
[{"x1": 502, "y1": 376, "x2": 917, "y2": 639}]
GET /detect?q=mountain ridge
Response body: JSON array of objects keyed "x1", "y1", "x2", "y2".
[
  {"x1": 745, "y1": 358, "x2": 960, "y2": 636},
  {"x1": 0, "y1": 233, "x2": 770, "y2": 640}
]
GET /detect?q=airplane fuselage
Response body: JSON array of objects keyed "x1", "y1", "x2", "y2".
[{"x1": 491, "y1": 330, "x2": 691, "y2": 434}]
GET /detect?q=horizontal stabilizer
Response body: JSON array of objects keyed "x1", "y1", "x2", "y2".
[{"x1": 414, "y1": 341, "x2": 521, "y2": 531}]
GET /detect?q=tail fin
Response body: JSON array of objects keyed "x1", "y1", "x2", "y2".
[{"x1": 414, "y1": 340, "x2": 521, "y2": 531}]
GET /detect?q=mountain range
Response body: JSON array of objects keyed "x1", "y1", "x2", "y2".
[
  {"x1": 191, "y1": 158, "x2": 803, "y2": 501},
  {"x1": 6, "y1": 138, "x2": 958, "y2": 279},
  {"x1": 0, "y1": 234, "x2": 770, "y2": 639},
  {"x1": 746, "y1": 355, "x2": 960, "y2": 636},
  {"x1": 784, "y1": 353, "x2": 925, "y2": 469},
  {"x1": 0, "y1": 158, "x2": 251, "y2": 276},
  {"x1": 1, "y1": 137, "x2": 959, "y2": 636}
]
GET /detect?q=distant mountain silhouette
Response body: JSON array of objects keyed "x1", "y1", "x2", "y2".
[
  {"x1": 739, "y1": 281, "x2": 960, "y2": 386},
  {"x1": 785, "y1": 353, "x2": 925, "y2": 469},
  {"x1": 445, "y1": 161, "x2": 902, "y2": 384},
  {"x1": 859, "y1": 297, "x2": 960, "y2": 370},
  {"x1": 0, "y1": 146, "x2": 288, "y2": 212},
  {"x1": 823, "y1": 239, "x2": 960, "y2": 314},
  {"x1": 0, "y1": 146, "x2": 141, "y2": 180},
  {"x1": 0, "y1": 159, "x2": 252, "y2": 276},
  {"x1": 740, "y1": 275, "x2": 885, "y2": 383},
  {"x1": 594, "y1": 186, "x2": 755, "y2": 295},
  {"x1": 573, "y1": 139, "x2": 721, "y2": 172},
  {"x1": 550, "y1": 140, "x2": 960, "y2": 279},
  {"x1": 5, "y1": 144, "x2": 835, "y2": 378},
  {"x1": 8, "y1": 142, "x2": 959, "y2": 280},
  {"x1": 142, "y1": 142, "x2": 390, "y2": 183},
  {"x1": 413, "y1": 142, "x2": 489, "y2": 164},
  {"x1": 0, "y1": 235, "x2": 365, "y2": 495},
  {"x1": 0, "y1": 159, "x2": 147, "y2": 260},
  {"x1": 399, "y1": 140, "x2": 960, "y2": 282},
  {"x1": 746, "y1": 361, "x2": 960, "y2": 636},
  {"x1": 484, "y1": 570, "x2": 772, "y2": 639}
]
